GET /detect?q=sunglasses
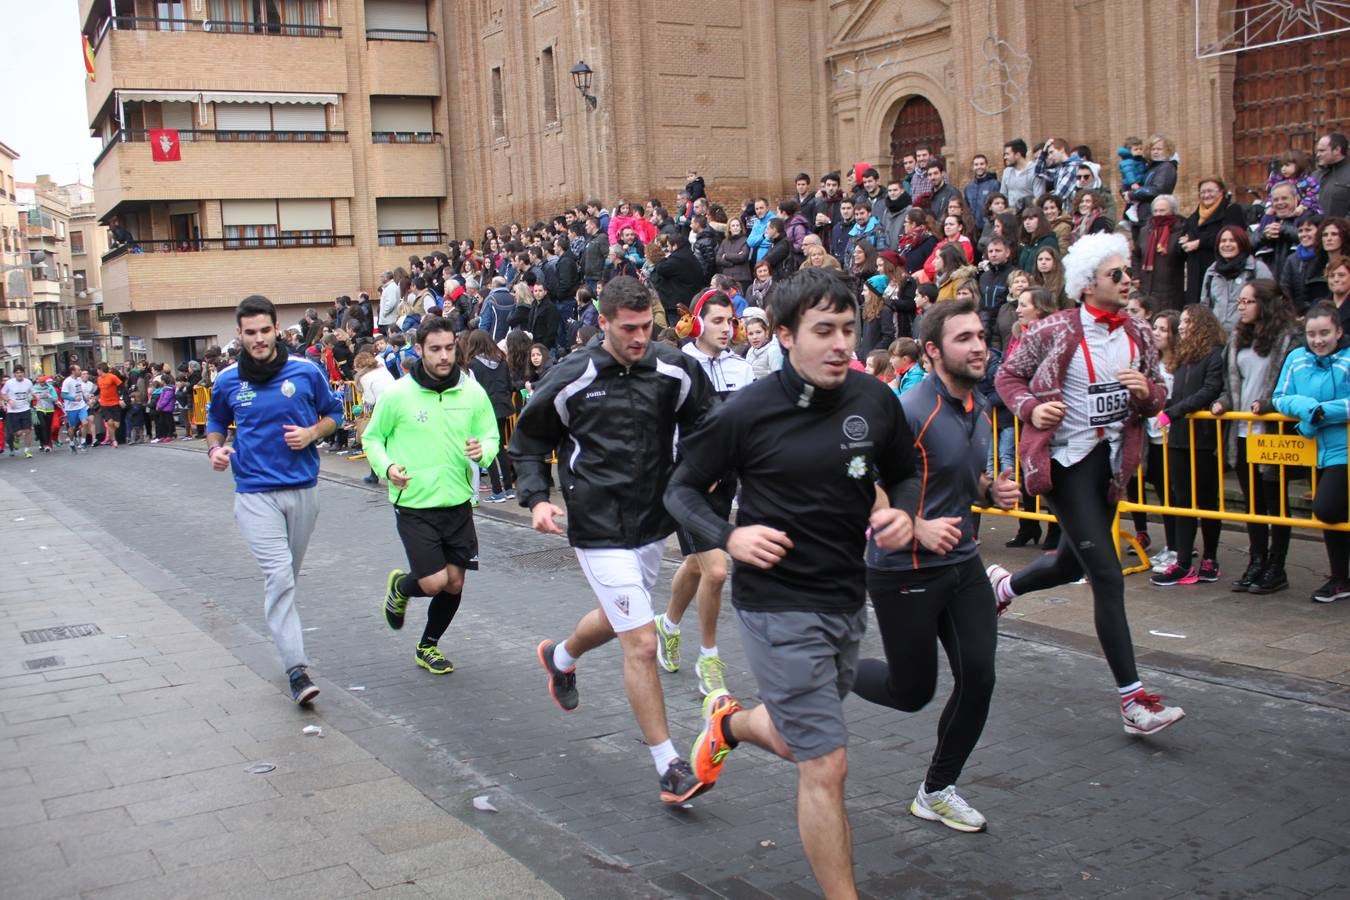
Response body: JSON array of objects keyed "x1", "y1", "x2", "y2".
[{"x1": 1104, "y1": 267, "x2": 1129, "y2": 283}]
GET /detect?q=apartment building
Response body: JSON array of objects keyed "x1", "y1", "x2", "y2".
[
  {"x1": 0, "y1": 142, "x2": 30, "y2": 374},
  {"x1": 65, "y1": 183, "x2": 114, "y2": 366},
  {"x1": 80, "y1": 0, "x2": 452, "y2": 364},
  {"x1": 16, "y1": 177, "x2": 79, "y2": 377}
]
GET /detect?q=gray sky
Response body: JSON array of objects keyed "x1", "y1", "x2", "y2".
[{"x1": 0, "y1": 1, "x2": 105, "y2": 183}]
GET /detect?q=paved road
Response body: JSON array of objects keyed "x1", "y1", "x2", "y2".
[{"x1": 5, "y1": 445, "x2": 1350, "y2": 899}]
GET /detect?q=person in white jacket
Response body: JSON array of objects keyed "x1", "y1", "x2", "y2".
[
  {"x1": 655, "y1": 291, "x2": 756, "y2": 697},
  {"x1": 740, "y1": 306, "x2": 782, "y2": 379},
  {"x1": 377, "y1": 271, "x2": 401, "y2": 335}
]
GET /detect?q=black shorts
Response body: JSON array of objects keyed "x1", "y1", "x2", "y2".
[
  {"x1": 394, "y1": 502, "x2": 479, "y2": 579},
  {"x1": 676, "y1": 482, "x2": 736, "y2": 556},
  {"x1": 5, "y1": 411, "x2": 32, "y2": 433}
]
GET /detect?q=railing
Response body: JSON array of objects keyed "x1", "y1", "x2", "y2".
[
  {"x1": 377, "y1": 230, "x2": 446, "y2": 246},
  {"x1": 108, "y1": 128, "x2": 348, "y2": 146},
  {"x1": 106, "y1": 16, "x2": 340, "y2": 38},
  {"x1": 365, "y1": 27, "x2": 435, "y2": 41},
  {"x1": 978, "y1": 408, "x2": 1350, "y2": 575},
  {"x1": 103, "y1": 234, "x2": 356, "y2": 262},
  {"x1": 371, "y1": 132, "x2": 441, "y2": 144}
]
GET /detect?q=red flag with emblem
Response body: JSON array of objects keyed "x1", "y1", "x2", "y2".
[{"x1": 149, "y1": 129, "x2": 181, "y2": 162}]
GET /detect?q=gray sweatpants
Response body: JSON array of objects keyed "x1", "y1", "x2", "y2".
[{"x1": 233, "y1": 487, "x2": 319, "y2": 673}]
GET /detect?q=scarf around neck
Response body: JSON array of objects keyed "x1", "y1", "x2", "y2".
[
  {"x1": 1145, "y1": 214, "x2": 1176, "y2": 271},
  {"x1": 896, "y1": 226, "x2": 929, "y2": 255},
  {"x1": 1214, "y1": 252, "x2": 1249, "y2": 279},
  {"x1": 238, "y1": 345, "x2": 288, "y2": 384},
  {"x1": 410, "y1": 359, "x2": 461, "y2": 393},
  {"x1": 1196, "y1": 196, "x2": 1223, "y2": 224}
]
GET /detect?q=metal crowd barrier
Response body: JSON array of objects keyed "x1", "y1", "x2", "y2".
[{"x1": 974, "y1": 409, "x2": 1350, "y2": 576}]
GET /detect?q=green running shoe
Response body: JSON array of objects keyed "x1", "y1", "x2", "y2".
[
  {"x1": 695, "y1": 654, "x2": 726, "y2": 697},
  {"x1": 655, "y1": 615, "x2": 681, "y2": 672},
  {"x1": 415, "y1": 643, "x2": 453, "y2": 674},
  {"x1": 384, "y1": 569, "x2": 408, "y2": 630}
]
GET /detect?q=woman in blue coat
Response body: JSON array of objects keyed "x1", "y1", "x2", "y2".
[{"x1": 1272, "y1": 301, "x2": 1350, "y2": 602}]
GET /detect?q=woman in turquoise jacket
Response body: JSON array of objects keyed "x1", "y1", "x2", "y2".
[{"x1": 1272, "y1": 301, "x2": 1350, "y2": 602}]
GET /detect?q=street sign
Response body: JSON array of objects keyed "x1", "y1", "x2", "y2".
[{"x1": 1247, "y1": 433, "x2": 1315, "y2": 467}]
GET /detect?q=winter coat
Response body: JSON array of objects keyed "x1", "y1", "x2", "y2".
[
  {"x1": 1136, "y1": 220, "x2": 1187, "y2": 312},
  {"x1": 1320, "y1": 157, "x2": 1350, "y2": 218},
  {"x1": 1254, "y1": 212, "x2": 1300, "y2": 274},
  {"x1": 922, "y1": 236, "x2": 974, "y2": 282},
  {"x1": 1179, "y1": 197, "x2": 1248, "y2": 307},
  {"x1": 936, "y1": 265, "x2": 979, "y2": 303},
  {"x1": 873, "y1": 200, "x2": 908, "y2": 251},
  {"x1": 715, "y1": 235, "x2": 753, "y2": 284},
  {"x1": 963, "y1": 173, "x2": 1001, "y2": 230},
  {"x1": 1273, "y1": 342, "x2": 1350, "y2": 468},
  {"x1": 478, "y1": 288, "x2": 518, "y2": 342},
  {"x1": 691, "y1": 229, "x2": 718, "y2": 278},
  {"x1": 582, "y1": 232, "x2": 609, "y2": 281},
  {"x1": 1163, "y1": 347, "x2": 1224, "y2": 451},
  {"x1": 1201, "y1": 256, "x2": 1273, "y2": 334},
  {"x1": 1128, "y1": 157, "x2": 1178, "y2": 227},
  {"x1": 470, "y1": 356, "x2": 515, "y2": 419},
  {"x1": 1018, "y1": 234, "x2": 1060, "y2": 273},
  {"x1": 1279, "y1": 250, "x2": 1330, "y2": 314},
  {"x1": 653, "y1": 246, "x2": 706, "y2": 316},
  {"x1": 1216, "y1": 325, "x2": 1302, "y2": 475},
  {"x1": 762, "y1": 235, "x2": 796, "y2": 280}
]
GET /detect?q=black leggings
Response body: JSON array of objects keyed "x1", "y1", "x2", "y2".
[
  {"x1": 1235, "y1": 442, "x2": 1291, "y2": 559},
  {"x1": 422, "y1": 591, "x2": 463, "y2": 646},
  {"x1": 487, "y1": 416, "x2": 514, "y2": 493},
  {"x1": 1010, "y1": 443, "x2": 1139, "y2": 688},
  {"x1": 1314, "y1": 465, "x2": 1350, "y2": 579},
  {"x1": 33, "y1": 411, "x2": 53, "y2": 449},
  {"x1": 1167, "y1": 445, "x2": 1221, "y2": 564},
  {"x1": 854, "y1": 558, "x2": 996, "y2": 791},
  {"x1": 156, "y1": 410, "x2": 175, "y2": 437}
]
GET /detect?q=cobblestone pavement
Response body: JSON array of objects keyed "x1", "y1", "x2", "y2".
[{"x1": 3, "y1": 445, "x2": 1350, "y2": 899}]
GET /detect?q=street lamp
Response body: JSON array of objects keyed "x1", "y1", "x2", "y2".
[{"x1": 570, "y1": 60, "x2": 597, "y2": 111}]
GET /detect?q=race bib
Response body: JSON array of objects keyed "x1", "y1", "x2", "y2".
[{"x1": 1088, "y1": 381, "x2": 1130, "y2": 427}]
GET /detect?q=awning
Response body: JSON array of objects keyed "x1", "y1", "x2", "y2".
[
  {"x1": 114, "y1": 90, "x2": 339, "y2": 106},
  {"x1": 200, "y1": 91, "x2": 338, "y2": 105}
]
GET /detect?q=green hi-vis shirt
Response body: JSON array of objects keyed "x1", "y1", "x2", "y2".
[{"x1": 361, "y1": 373, "x2": 500, "y2": 509}]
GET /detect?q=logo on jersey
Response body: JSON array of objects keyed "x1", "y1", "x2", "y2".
[
  {"x1": 416, "y1": 409, "x2": 429, "y2": 423},
  {"x1": 842, "y1": 415, "x2": 869, "y2": 442},
  {"x1": 847, "y1": 455, "x2": 868, "y2": 479},
  {"x1": 280, "y1": 379, "x2": 296, "y2": 398}
]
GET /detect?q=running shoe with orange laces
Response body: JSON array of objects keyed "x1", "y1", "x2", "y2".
[{"x1": 691, "y1": 688, "x2": 741, "y2": 786}]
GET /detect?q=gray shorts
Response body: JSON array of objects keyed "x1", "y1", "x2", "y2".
[{"x1": 735, "y1": 606, "x2": 866, "y2": 762}]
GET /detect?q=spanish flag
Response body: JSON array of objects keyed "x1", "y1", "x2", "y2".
[{"x1": 82, "y1": 34, "x2": 96, "y2": 82}]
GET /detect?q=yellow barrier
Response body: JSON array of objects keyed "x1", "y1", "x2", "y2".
[{"x1": 976, "y1": 408, "x2": 1350, "y2": 576}]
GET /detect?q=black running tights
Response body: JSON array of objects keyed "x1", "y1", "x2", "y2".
[
  {"x1": 1234, "y1": 442, "x2": 1291, "y2": 560},
  {"x1": 855, "y1": 557, "x2": 997, "y2": 791},
  {"x1": 1167, "y1": 446, "x2": 1221, "y2": 564},
  {"x1": 1009, "y1": 444, "x2": 1139, "y2": 688},
  {"x1": 1314, "y1": 465, "x2": 1350, "y2": 579},
  {"x1": 422, "y1": 592, "x2": 462, "y2": 646}
]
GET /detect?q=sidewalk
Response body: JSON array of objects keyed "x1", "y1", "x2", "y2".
[
  {"x1": 0, "y1": 477, "x2": 561, "y2": 900},
  {"x1": 300, "y1": 442, "x2": 1350, "y2": 699}
]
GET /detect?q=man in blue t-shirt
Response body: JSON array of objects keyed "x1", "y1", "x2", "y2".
[{"x1": 207, "y1": 295, "x2": 345, "y2": 707}]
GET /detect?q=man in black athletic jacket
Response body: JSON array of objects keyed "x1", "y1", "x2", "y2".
[{"x1": 666, "y1": 267, "x2": 917, "y2": 899}]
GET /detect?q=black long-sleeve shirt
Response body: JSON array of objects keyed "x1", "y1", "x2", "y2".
[{"x1": 665, "y1": 360, "x2": 916, "y2": 614}]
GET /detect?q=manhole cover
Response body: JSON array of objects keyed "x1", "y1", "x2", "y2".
[
  {"x1": 20, "y1": 624, "x2": 103, "y2": 644},
  {"x1": 22, "y1": 656, "x2": 63, "y2": 671},
  {"x1": 508, "y1": 547, "x2": 578, "y2": 573}
]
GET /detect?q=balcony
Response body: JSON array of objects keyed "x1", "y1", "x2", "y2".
[
  {"x1": 86, "y1": 19, "x2": 347, "y2": 126},
  {"x1": 0, "y1": 304, "x2": 29, "y2": 325},
  {"x1": 100, "y1": 237, "x2": 359, "y2": 314},
  {"x1": 94, "y1": 133, "x2": 355, "y2": 219},
  {"x1": 367, "y1": 37, "x2": 440, "y2": 96},
  {"x1": 368, "y1": 140, "x2": 446, "y2": 197}
]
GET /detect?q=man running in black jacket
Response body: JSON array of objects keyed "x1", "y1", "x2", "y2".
[
  {"x1": 510, "y1": 276, "x2": 715, "y2": 805},
  {"x1": 666, "y1": 267, "x2": 917, "y2": 899}
]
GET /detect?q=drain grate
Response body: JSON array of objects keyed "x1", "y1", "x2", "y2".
[
  {"x1": 22, "y1": 656, "x2": 63, "y2": 671},
  {"x1": 507, "y1": 547, "x2": 579, "y2": 573},
  {"x1": 20, "y1": 624, "x2": 103, "y2": 644}
]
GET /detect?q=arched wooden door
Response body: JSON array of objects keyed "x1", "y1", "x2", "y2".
[
  {"x1": 889, "y1": 96, "x2": 946, "y2": 182},
  {"x1": 1232, "y1": 32, "x2": 1350, "y2": 200}
]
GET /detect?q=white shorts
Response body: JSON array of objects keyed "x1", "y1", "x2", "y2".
[{"x1": 575, "y1": 541, "x2": 664, "y2": 633}]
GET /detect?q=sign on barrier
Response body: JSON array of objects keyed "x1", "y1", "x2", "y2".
[{"x1": 1246, "y1": 433, "x2": 1314, "y2": 467}]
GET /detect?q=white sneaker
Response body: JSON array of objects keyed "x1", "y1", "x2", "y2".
[
  {"x1": 1150, "y1": 549, "x2": 1177, "y2": 574},
  {"x1": 910, "y1": 784, "x2": 987, "y2": 833},
  {"x1": 1121, "y1": 691, "x2": 1185, "y2": 736},
  {"x1": 985, "y1": 563, "x2": 1013, "y2": 615}
]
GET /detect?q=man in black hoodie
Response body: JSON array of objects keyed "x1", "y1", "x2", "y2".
[{"x1": 582, "y1": 216, "x2": 609, "y2": 291}]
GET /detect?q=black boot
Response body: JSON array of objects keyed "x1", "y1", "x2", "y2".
[
  {"x1": 1248, "y1": 553, "x2": 1289, "y2": 595},
  {"x1": 1005, "y1": 521, "x2": 1042, "y2": 548},
  {"x1": 1041, "y1": 522, "x2": 1062, "y2": 551},
  {"x1": 1232, "y1": 553, "x2": 1267, "y2": 593}
]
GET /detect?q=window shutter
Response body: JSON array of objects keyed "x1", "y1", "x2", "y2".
[
  {"x1": 221, "y1": 200, "x2": 278, "y2": 226},
  {"x1": 278, "y1": 199, "x2": 333, "y2": 231}
]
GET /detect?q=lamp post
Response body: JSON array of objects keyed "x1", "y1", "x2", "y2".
[{"x1": 570, "y1": 60, "x2": 597, "y2": 111}]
